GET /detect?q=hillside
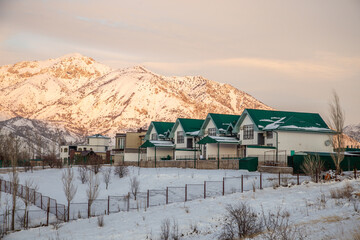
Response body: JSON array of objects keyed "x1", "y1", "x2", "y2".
[{"x1": 0, "y1": 53, "x2": 271, "y2": 136}]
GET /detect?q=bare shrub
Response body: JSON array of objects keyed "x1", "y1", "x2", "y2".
[
  {"x1": 62, "y1": 167, "x2": 77, "y2": 221},
  {"x1": 78, "y1": 165, "x2": 88, "y2": 184},
  {"x1": 97, "y1": 215, "x2": 104, "y2": 227},
  {"x1": 130, "y1": 176, "x2": 140, "y2": 200},
  {"x1": 171, "y1": 219, "x2": 180, "y2": 240},
  {"x1": 114, "y1": 163, "x2": 128, "y2": 178},
  {"x1": 88, "y1": 155, "x2": 102, "y2": 174},
  {"x1": 102, "y1": 167, "x2": 112, "y2": 190},
  {"x1": 262, "y1": 207, "x2": 304, "y2": 240},
  {"x1": 87, "y1": 171, "x2": 100, "y2": 218},
  {"x1": 330, "y1": 182, "x2": 354, "y2": 199},
  {"x1": 160, "y1": 218, "x2": 171, "y2": 240},
  {"x1": 43, "y1": 153, "x2": 62, "y2": 168},
  {"x1": 219, "y1": 203, "x2": 262, "y2": 240},
  {"x1": 301, "y1": 154, "x2": 323, "y2": 182}
]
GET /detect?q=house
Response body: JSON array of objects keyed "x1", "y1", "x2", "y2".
[
  {"x1": 113, "y1": 128, "x2": 147, "y2": 163},
  {"x1": 197, "y1": 113, "x2": 241, "y2": 160},
  {"x1": 233, "y1": 109, "x2": 335, "y2": 164},
  {"x1": 169, "y1": 118, "x2": 204, "y2": 160},
  {"x1": 60, "y1": 145, "x2": 78, "y2": 164},
  {"x1": 140, "y1": 121, "x2": 175, "y2": 161}
]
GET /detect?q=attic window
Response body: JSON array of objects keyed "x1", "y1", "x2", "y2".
[
  {"x1": 151, "y1": 133, "x2": 158, "y2": 140},
  {"x1": 243, "y1": 125, "x2": 254, "y2": 140},
  {"x1": 208, "y1": 128, "x2": 216, "y2": 136},
  {"x1": 177, "y1": 131, "x2": 184, "y2": 144},
  {"x1": 266, "y1": 131, "x2": 273, "y2": 139}
]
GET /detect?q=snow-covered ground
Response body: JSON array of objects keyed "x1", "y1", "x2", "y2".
[{"x1": 1, "y1": 167, "x2": 360, "y2": 239}]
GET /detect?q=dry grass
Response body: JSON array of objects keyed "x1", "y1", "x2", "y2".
[{"x1": 330, "y1": 182, "x2": 354, "y2": 199}]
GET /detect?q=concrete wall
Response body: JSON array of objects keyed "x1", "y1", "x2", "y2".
[
  {"x1": 206, "y1": 143, "x2": 238, "y2": 159},
  {"x1": 126, "y1": 132, "x2": 145, "y2": 148},
  {"x1": 146, "y1": 147, "x2": 174, "y2": 160},
  {"x1": 124, "y1": 152, "x2": 138, "y2": 162},
  {"x1": 175, "y1": 150, "x2": 199, "y2": 160}
]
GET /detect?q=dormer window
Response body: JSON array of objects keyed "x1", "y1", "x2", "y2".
[
  {"x1": 243, "y1": 125, "x2": 254, "y2": 140},
  {"x1": 208, "y1": 128, "x2": 216, "y2": 136},
  {"x1": 151, "y1": 133, "x2": 158, "y2": 140},
  {"x1": 177, "y1": 131, "x2": 184, "y2": 144}
]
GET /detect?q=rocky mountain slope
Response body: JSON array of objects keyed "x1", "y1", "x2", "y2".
[
  {"x1": 344, "y1": 123, "x2": 360, "y2": 144},
  {"x1": 0, "y1": 53, "x2": 271, "y2": 137}
]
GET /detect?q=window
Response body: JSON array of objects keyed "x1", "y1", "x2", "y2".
[
  {"x1": 118, "y1": 137, "x2": 125, "y2": 149},
  {"x1": 266, "y1": 131, "x2": 273, "y2": 139},
  {"x1": 243, "y1": 125, "x2": 254, "y2": 140},
  {"x1": 208, "y1": 128, "x2": 216, "y2": 136},
  {"x1": 64, "y1": 148, "x2": 68, "y2": 153},
  {"x1": 177, "y1": 131, "x2": 184, "y2": 144},
  {"x1": 151, "y1": 133, "x2": 158, "y2": 140},
  {"x1": 78, "y1": 148, "x2": 82, "y2": 151},
  {"x1": 60, "y1": 148, "x2": 63, "y2": 152}
]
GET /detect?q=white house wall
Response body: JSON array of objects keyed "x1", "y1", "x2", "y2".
[
  {"x1": 278, "y1": 131, "x2": 332, "y2": 153},
  {"x1": 88, "y1": 138, "x2": 110, "y2": 147},
  {"x1": 149, "y1": 127, "x2": 158, "y2": 140},
  {"x1": 204, "y1": 119, "x2": 216, "y2": 135},
  {"x1": 174, "y1": 124, "x2": 186, "y2": 148},
  {"x1": 205, "y1": 143, "x2": 237, "y2": 158},
  {"x1": 239, "y1": 115, "x2": 258, "y2": 145}
]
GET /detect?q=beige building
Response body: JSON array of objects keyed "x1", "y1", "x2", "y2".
[{"x1": 113, "y1": 129, "x2": 147, "y2": 163}]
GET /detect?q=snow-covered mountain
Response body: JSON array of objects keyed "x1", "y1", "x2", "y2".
[
  {"x1": 0, "y1": 53, "x2": 271, "y2": 137},
  {"x1": 0, "y1": 117, "x2": 83, "y2": 155},
  {"x1": 344, "y1": 124, "x2": 360, "y2": 143}
]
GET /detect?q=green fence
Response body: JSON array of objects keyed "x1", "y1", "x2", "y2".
[{"x1": 288, "y1": 154, "x2": 360, "y2": 173}]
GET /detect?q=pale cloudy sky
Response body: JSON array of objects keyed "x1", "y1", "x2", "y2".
[{"x1": 0, "y1": 0, "x2": 359, "y2": 125}]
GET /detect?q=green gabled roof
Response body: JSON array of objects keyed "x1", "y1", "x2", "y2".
[
  {"x1": 209, "y1": 113, "x2": 241, "y2": 130},
  {"x1": 152, "y1": 121, "x2": 175, "y2": 136},
  {"x1": 178, "y1": 118, "x2": 204, "y2": 135},
  {"x1": 238, "y1": 109, "x2": 334, "y2": 133}
]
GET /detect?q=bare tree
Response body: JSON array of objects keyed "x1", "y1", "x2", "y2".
[
  {"x1": 88, "y1": 154, "x2": 102, "y2": 174},
  {"x1": 103, "y1": 167, "x2": 112, "y2": 190},
  {"x1": 87, "y1": 171, "x2": 100, "y2": 218},
  {"x1": 62, "y1": 167, "x2": 77, "y2": 221},
  {"x1": 130, "y1": 176, "x2": 140, "y2": 200},
  {"x1": 328, "y1": 91, "x2": 345, "y2": 175},
  {"x1": 78, "y1": 165, "x2": 88, "y2": 184},
  {"x1": 8, "y1": 133, "x2": 20, "y2": 231}
]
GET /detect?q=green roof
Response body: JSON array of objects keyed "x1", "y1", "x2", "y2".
[
  {"x1": 209, "y1": 113, "x2": 241, "y2": 130},
  {"x1": 170, "y1": 118, "x2": 204, "y2": 138},
  {"x1": 235, "y1": 109, "x2": 334, "y2": 133},
  {"x1": 152, "y1": 122, "x2": 175, "y2": 136}
]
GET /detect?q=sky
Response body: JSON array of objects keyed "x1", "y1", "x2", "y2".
[{"x1": 0, "y1": 0, "x2": 359, "y2": 125}]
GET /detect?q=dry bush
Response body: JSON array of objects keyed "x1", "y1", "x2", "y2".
[
  {"x1": 160, "y1": 218, "x2": 180, "y2": 240},
  {"x1": 43, "y1": 153, "x2": 62, "y2": 168},
  {"x1": 330, "y1": 182, "x2": 354, "y2": 199},
  {"x1": 301, "y1": 154, "x2": 323, "y2": 182},
  {"x1": 219, "y1": 203, "x2": 262, "y2": 240},
  {"x1": 88, "y1": 155, "x2": 103, "y2": 174},
  {"x1": 262, "y1": 207, "x2": 304, "y2": 240},
  {"x1": 114, "y1": 163, "x2": 128, "y2": 178},
  {"x1": 97, "y1": 215, "x2": 104, "y2": 227}
]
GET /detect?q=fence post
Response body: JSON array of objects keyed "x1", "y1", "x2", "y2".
[
  {"x1": 107, "y1": 196, "x2": 110, "y2": 215},
  {"x1": 297, "y1": 173, "x2": 300, "y2": 185},
  {"x1": 41, "y1": 194, "x2": 43, "y2": 209},
  {"x1": 185, "y1": 184, "x2": 187, "y2": 202},
  {"x1": 46, "y1": 198, "x2": 50, "y2": 226},
  {"x1": 354, "y1": 167, "x2": 357, "y2": 179},
  {"x1": 63, "y1": 205, "x2": 66, "y2": 222},
  {"x1": 56, "y1": 201, "x2": 58, "y2": 219},
  {"x1": 316, "y1": 168, "x2": 318, "y2": 183},
  {"x1": 222, "y1": 177, "x2": 225, "y2": 196},
  {"x1": 278, "y1": 172, "x2": 281, "y2": 186},
  {"x1": 0, "y1": 179, "x2": 2, "y2": 192},
  {"x1": 127, "y1": 193, "x2": 130, "y2": 212},
  {"x1": 147, "y1": 190, "x2": 150, "y2": 208},
  {"x1": 204, "y1": 181, "x2": 206, "y2": 199},
  {"x1": 241, "y1": 175, "x2": 243, "y2": 193},
  {"x1": 26, "y1": 211, "x2": 29, "y2": 229},
  {"x1": 34, "y1": 191, "x2": 36, "y2": 205},
  {"x1": 166, "y1": 187, "x2": 168, "y2": 204},
  {"x1": 21, "y1": 185, "x2": 23, "y2": 198},
  {"x1": 260, "y1": 173, "x2": 262, "y2": 190}
]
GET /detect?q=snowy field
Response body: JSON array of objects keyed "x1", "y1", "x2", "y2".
[{"x1": 1, "y1": 167, "x2": 359, "y2": 239}]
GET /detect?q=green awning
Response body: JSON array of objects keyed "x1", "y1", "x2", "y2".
[
  {"x1": 197, "y1": 136, "x2": 239, "y2": 144},
  {"x1": 140, "y1": 140, "x2": 175, "y2": 148}
]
